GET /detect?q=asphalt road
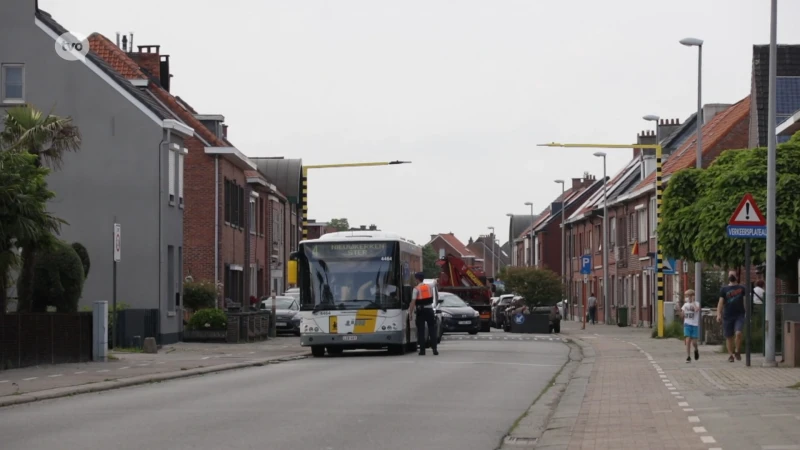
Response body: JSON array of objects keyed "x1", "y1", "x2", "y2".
[{"x1": 0, "y1": 333, "x2": 569, "y2": 450}]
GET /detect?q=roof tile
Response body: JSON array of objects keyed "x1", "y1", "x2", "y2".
[
  {"x1": 631, "y1": 96, "x2": 751, "y2": 192},
  {"x1": 88, "y1": 34, "x2": 147, "y2": 80},
  {"x1": 434, "y1": 233, "x2": 474, "y2": 257}
]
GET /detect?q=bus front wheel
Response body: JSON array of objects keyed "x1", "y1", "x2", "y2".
[{"x1": 311, "y1": 346, "x2": 325, "y2": 357}]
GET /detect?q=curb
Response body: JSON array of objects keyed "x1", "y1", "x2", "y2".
[
  {"x1": 499, "y1": 337, "x2": 585, "y2": 449},
  {"x1": 0, "y1": 351, "x2": 310, "y2": 409}
]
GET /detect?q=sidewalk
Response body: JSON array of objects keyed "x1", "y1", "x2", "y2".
[
  {"x1": 0, "y1": 337, "x2": 308, "y2": 407},
  {"x1": 524, "y1": 320, "x2": 800, "y2": 450}
]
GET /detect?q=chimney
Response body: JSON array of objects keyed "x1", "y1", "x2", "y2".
[
  {"x1": 127, "y1": 45, "x2": 172, "y2": 91},
  {"x1": 468, "y1": 237, "x2": 474, "y2": 245},
  {"x1": 121, "y1": 34, "x2": 128, "y2": 52},
  {"x1": 634, "y1": 129, "x2": 657, "y2": 158},
  {"x1": 657, "y1": 118, "x2": 682, "y2": 147},
  {"x1": 222, "y1": 124, "x2": 228, "y2": 139},
  {"x1": 430, "y1": 234, "x2": 438, "y2": 242},
  {"x1": 360, "y1": 225, "x2": 366, "y2": 230},
  {"x1": 702, "y1": 104, "x2": 733, "y2": 125},
  {"x1": 116, "y1": 32, "x2": 120, "y2": 47},
  {"x1": 368, "y1": 224, "x2": 377, "y2": 231}
]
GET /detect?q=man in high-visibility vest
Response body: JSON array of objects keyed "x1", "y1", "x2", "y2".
[{"x1": 409, "y1": 272, "x2": 439, "y2": 356}]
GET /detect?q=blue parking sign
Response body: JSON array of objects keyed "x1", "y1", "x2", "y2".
[{"x1": 580, "y1": 255, "x2": 592, "y2": 275}]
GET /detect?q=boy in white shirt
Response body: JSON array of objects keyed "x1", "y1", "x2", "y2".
[{"x1": 680, "y1": 289, "x2": 700, "y2": 363}]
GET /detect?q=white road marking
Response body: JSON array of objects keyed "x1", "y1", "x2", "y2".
[
  {"x1": 693, "y1": 426, "x2": 707, "y2": 433},
  {"x1": 701, "y1": 436, "x2": 717, "y2": 444},
  {"x1": 671, "y1": 392, "x2": 680, "y2": 395},
  {"x1": 22, "y1": 377, "x2": 37, "y2": 381},
  {"x1": 74, "y1": 371, "x2": 86, "y2": 374},
  {"x1": 678, "y1": 402, "x2": 689, "y2": 407},
  {"x1": 659, "y1": 374, "x2": 667, "y2": 378},
  {"x1": 48, "y1": 374, "x2": 62, "y2": 378},
  {"x1": 676, "y1": 396, "x2": 685, "y2": 399},
  {"x1": 137, "y1": 363, "x2": 150, "y2": 366},
  {"x1": 96, "y1": 369, "x2": 109, "y2": 373},
  {"x1": 119, "y1": 366, "x2": 129, "y2": 370},
  {"x1": 761, "y1": 413, "x2": 794, "y2": 417},
  {"x1": 0, "y1": 380, "x2": 9, "y2": 383},
  {"x1": 201, "y1": 356, "x2": 211, "y2": 360},
  {"x1": 683, "y1": 408, "x2": 694, "y2": 412},
  {"x1": 688, "y1": 416, "x2": 700, "y2": 423}
]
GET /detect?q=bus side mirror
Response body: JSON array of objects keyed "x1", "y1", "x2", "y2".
[{"x1": 287, "y1": 259, "x2": 298, "y2": 285}]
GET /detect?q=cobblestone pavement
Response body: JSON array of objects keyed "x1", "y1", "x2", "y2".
[
  {"x1": 532, "y1": 320, "x2": 800, "y2": 450},
  {"x1": 0, "y1": 336, "x2": 306, "y2": 398}
]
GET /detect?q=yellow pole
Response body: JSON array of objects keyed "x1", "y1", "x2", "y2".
[
  {"x1": 300, "y1": 160, "x2": 411, "y2": 241},
  {"x1": 537, "y1": 143, "x2": 665, "y2": 337}
]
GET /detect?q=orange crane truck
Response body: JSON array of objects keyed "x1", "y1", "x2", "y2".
[{"x1": 435, "y1": 253, "x2": 494, "y2": 333}]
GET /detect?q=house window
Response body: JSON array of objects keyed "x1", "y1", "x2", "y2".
[
  {"x1": 249, "y1": 196, "x2": 256, "y2": 234},
  {"x1": 224, "y1": 179, "x2": 245, "y2": 228},
  {"x1": 628, "y1": 213, "x2": 636, "y2": 242},
  {"x1": 637, "y1": 208, "x2": 647, "y2": 243},
  {"x1": 259, "y1": 198, "x2": 265, "y2": 235},
  {"x1": 250, "y1": 266, "x2": 257, "y2": 299},
  {"x1": 178, "y1": 150, "x2": 185, "y2": 207},
  {"x1": 609, "y1": 219, "x2": 616, "y2": 246},
  {"x1": 224, "y1": 264, "x2": 244, "y2": 304},
  {"x1": 168, "y1": 150, "x2": 175, "y2": 204},
  {"x1": 649, "y1": 197, "x2": 657, "y2": 237},
  {"x1": 1, "y1": 64, "x2": 24, "y2": 103},
  {"x1": 594, "y1": 224, "x2": 602, "y2": 252}
]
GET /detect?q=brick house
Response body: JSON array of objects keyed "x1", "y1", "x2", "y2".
[
  {"x1": 465, "y1": 234, "x2": 510, "y2": 278},
  {"x1": 507, "y1": 215, "x2": 538, "y2": 266},
  {"x1": 512, "y1": 175, "x2": 602, "y2": 277},
  {"x1": 90, "y1": 37, "x2": 299, "y2": 308},
  {"x1": 305, "y1": 219, "x2": 338, "y2": 240},
  {"x1": 426, "y1": 233, "x2": 477, "y2": 267},
  {"x1": 565, "y1": 98, "x2": 751, "y2": 326}
]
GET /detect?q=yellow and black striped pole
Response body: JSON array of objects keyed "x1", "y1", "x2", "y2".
[
  {"x1": 655, "y1": 144, "x2": 664, "y2": 338},
  {"x1": 300, "y1": 161, "x2": 411, "y2": 240},
  {"x1": 537, "y1": 142, "x2": 665, "y2": 336}
]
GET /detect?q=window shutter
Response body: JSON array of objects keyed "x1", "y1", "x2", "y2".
[
  {"x1": 178, "y1": 152, "x2": 184, "y2": 205},
  {"x1": 168, "y1": 150, "x2": 175, "y2": 200}
]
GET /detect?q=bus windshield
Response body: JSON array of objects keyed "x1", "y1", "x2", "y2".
[{"x1": 300, "y1": 241, "x2": 399, "y2": 311}]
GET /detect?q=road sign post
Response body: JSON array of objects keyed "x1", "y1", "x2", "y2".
[
  {"x1": 113, "y1": 223, "x2": 121, "y2": 349},
  {"x1": 580, "y1": 255, "x2": 591, "y2": 330},
  {"x1": 726, "y1": 194, "x2": 766, "y2": 367}
]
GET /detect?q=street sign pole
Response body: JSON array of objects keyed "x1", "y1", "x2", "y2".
[
  {"x1": 580, "y1": 255, "x2": 591, "y2": 330},
  {"x1": 726, "y1": 193, "x2": 766, "y2": 368},
  {"x1": 113, "y1": 222, "x2": 121, "y2": 349},
  {"x1": 745, "y1": 240, "x2": 751, "y2": 367}
]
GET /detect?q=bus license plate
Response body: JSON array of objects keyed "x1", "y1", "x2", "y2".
[
  {"x1": 342, "y1": 335, "x2": 358, "y2": 341},
  {"x1": 458, "y1": 320, "x2": 471, "y2": 325},
  {"x1": 276, "y1": 322, "x2": 286, "y2": 327}
]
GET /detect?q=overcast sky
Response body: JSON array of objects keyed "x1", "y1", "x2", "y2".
[{"x1": 42, "y1": 0, "x2": 800, "y2": 248}]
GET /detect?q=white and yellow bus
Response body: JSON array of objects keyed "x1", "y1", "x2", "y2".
[{"x1": 287, "y1": 230, "x2": 425, "y2": 357}]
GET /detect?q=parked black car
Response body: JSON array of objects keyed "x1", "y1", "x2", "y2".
[
  {"x1": 260, "y1": 296, "x2": 302, "y2": 336},
  {"x1": 436, "y1": 292, "x2": 481, "y2": 336},
  {"x1": 491, "y1": 294, "x2": 515, "y2": 329}
]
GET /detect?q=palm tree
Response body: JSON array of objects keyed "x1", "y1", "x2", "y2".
[
  {"x1": 1, "y1": 105, "x2": 81, "y2": 312},
  {"x1": 0, "y1": 150, "x2": 63, "y2": 313}
]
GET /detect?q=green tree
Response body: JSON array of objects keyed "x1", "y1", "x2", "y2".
[
  {"x1": 17, "y1": 239, "x2": 85, "y2": 313},
  {"x1": 1, "y1": 105, "x2": 81, "y2": 310},
  {"x1": 71, "y1": 242, "x2": 90, "y2": 278},
  {"x1": 183, "y1": 279, "x2": 218, "y2": 311},
  {"x1": 0, "y1": 150, "x2": 63, "y2": 313},
  {"x1": 329, "y1": 218, "x2": 349, "y2": 231},
  {"x1": 659, "y1": 133, "x2": 800, "y2": 290},
  {"x1": 422, "y1": 244, "x2": 439, "y2": 278},
  {"x1": 500, "y1": 266, "x2": 563, "y2": 307}
]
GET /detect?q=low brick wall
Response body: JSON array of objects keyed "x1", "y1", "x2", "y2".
[{"x1": 0, "y1": 313, "x2": 93, "y2": 370}]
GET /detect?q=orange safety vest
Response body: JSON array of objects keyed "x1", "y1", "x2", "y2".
[{"x1": 416, "y1": 283, "x2": 433, "y2": 305}]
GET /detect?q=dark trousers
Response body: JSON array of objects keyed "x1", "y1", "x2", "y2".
[
  {"x1": 588, "y1": 306, "x2": 597, "y2": 324},
  {"x1": 416, "y1": 307, "x2": 437, "y2": 352}
]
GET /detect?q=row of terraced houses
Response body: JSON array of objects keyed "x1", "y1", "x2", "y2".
[
  {"x1": 508, "y1": 45, "x2": 800, "y2": 326},
  {"x1": 1, "y1": 1, "x2": 309, "y2": 343}
]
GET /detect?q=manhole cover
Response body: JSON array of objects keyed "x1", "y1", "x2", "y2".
[{"x1": 503, "y1": 436, "x2": 538, "y2": 446}]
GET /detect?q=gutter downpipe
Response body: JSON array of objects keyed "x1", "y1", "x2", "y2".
[
  {"x1": 214, "y1": 155, "x2": 220, "y2": 308},
  {"x1": 158, "y1": 128, "x2": 171, "y2": 341}
]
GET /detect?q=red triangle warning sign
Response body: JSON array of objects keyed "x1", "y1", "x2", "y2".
[{"x1": 728, "y1": 193, "x2": 766, "y2": 226}]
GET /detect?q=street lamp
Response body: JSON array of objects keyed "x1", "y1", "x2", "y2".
[
  {"x1": 644, "y1": 114, "x2": 661, "y2": 329},
  {"x1": 763, "y1": 3, "x2": 778, "y2": 365},
  {"x1": 487, "y1": 226, "x2": 496, "y2": 279},
  {"x1": 300, "y1": 161, "x2": 411, "y2": 239},
  {"x1": 680, "y1": 36, "x2": 706, "y2": 345},
  {"x1": 506, "y1": 213, "x2": 515, "y2": 266},
  {"x1": 538, "y1": 141, "x2": 666, "y2": 337},
  {"x1": 555, "y1": 180, "x2": 567, "y2": 318},
  {"x1": 593, "y1": 153, "x2": 609, "y2": 325},
  {"x1": 524, "y1": 202, "x2": 535, "y2": 267}
]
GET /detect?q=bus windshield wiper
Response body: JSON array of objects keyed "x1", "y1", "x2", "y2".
[
  {"x1": 312, "y1": 303, "x2": 338, "y2": 313},
  {"x1": 343, "y1": 300, "x2": 387, "y2": 312}
]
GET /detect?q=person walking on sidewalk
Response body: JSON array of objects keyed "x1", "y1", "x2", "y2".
[
  {"x1": 680, "y1": 289, "x2": 700, "y2": 363},
  {"x1": 587, "y1": 293, "x2": 597, "y2": 324},
  {"x1": 717, "y1": 272, "x2": 746, "y2": 362}
]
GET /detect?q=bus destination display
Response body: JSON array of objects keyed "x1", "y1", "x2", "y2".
[{"x1": 310, "y1": 242, "x2": 390, "y2": 259}]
